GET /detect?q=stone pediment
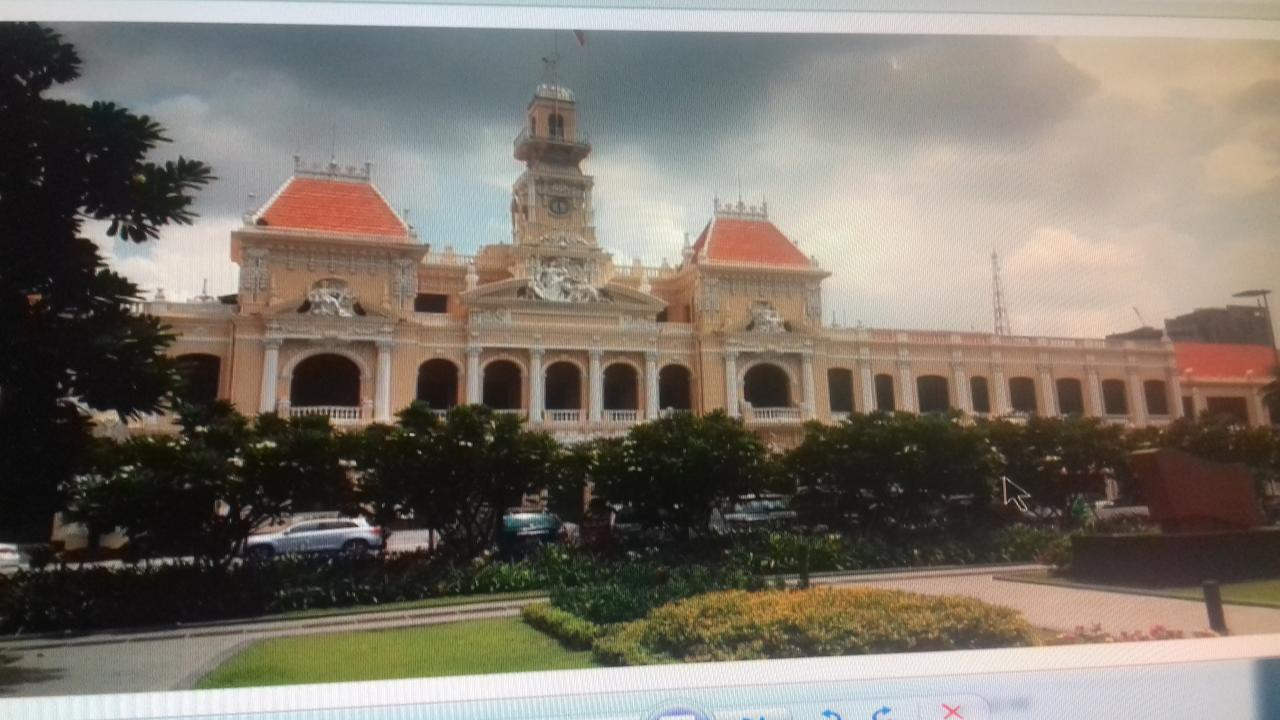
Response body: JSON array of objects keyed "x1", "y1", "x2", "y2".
[{"x1": 461, "y1": 277, "x2": 666, "y2": 316}]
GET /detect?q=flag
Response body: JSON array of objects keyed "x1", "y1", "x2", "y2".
[{"x1": 573, "y1": 30, "x2": 587, "y2": 47}]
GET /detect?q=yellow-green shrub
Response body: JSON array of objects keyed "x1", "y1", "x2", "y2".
[
  {"x1": 592, "y1": 587, "x2": 1038, "y2": 666},
  {"x1": 521, "y1": 602, "x2": 604, "y2": 650}
]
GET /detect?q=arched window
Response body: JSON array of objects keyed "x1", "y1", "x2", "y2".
[
  {"x1": 743, "y1": 363, "x2": 790, "y2": 408},
  {"x1": 970, "y1": 376, "x2": 991, "y2": 414},
  {"x1": 1144, "y1": 380, "x2": 1170, "y2": 416},
  {"x1": 416, "y1": 359, "x2": 459, "y2": 409},
  {"x1": 874, "y1": 373, "x2": 895, "y2": 412},
  {"x1": 603, "y1": 364, "x2": 639, "y2": 411},
  {"x1": 1102, "y1": 379, "x2": 1128, "y2": 415},
  {"x1": 658, "y1": 365, "x2": 693, "y2": 411},
  {"x1": 916, "y1": 375, "x2": 950, "y2": 414},
  {"x1": 482, "y1": 360, "x2": 522, "y2": 410},
  {"x1": 175, "y1": 353, "x2": 221, "y2": 407},
  {"x1": 1056, "y1": 378, "x2": 1085, "y2": 416},
  {"x1": 827, "y1": 368, "x2": 854, "y2": 414},
  {"x1": 548, "y1": 113, "x2": 565, "y2": 139},
  {"x1": 1009, "y1": 377, "x2": 1038, "y2": 414},
  {"x1": 544, "y1": 362, "x2": 582, "y2": 411},
  {"x1": 291, "y1": 354, "x2": 361, "y2": 408}
]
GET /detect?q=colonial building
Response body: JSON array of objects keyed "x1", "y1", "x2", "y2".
[{"x1": 136, "y1": 74, "x2": 1215, "y2": 445}]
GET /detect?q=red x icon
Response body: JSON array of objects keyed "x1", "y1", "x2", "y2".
[{"x1": 941, "y1": 704, "x2": 963, "y2": 720}]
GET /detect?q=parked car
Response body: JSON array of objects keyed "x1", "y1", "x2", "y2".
[
  {"x1": 713, "y1": 494, "x2": 798, "y2": 533},
  {"x1": 0, "y1": 543, "x2": 31, "y2": 571},
  {"x1": 499, "y1": 509, "x2": 563, "y2": 555},
  {"x1": 243, "y1": 517, "x2": 384, "y2": 560}
]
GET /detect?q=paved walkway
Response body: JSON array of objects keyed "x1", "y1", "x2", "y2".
[
  {"x1": 3, "y1": 564, "x2": 1279, "y2": 697},
  {"x1": 822, "y1": 570, "x2": 1280, "y2": 637}
]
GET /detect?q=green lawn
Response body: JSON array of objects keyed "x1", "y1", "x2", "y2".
[
  {"x1": 999, "y1": 572, "x2": 1280, "y2": 609},
  {"x1": 196, "y1": 617, "x2": 596, "y2": 688}
]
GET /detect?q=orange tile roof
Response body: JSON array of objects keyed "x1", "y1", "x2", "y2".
[
  {"x1": 256, "y1": 176, "x2": 410, "y2": 241},
  {"x1": 691, "y1": 217, "x2": 812, "y2": 268},
  {"x1": 1175, "y1": 342, "x2": 1277, "y2": 380}
]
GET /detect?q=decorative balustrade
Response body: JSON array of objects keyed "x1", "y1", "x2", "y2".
[
  {"x1": 290, "y1": 405, "x2": 364, "y2": 424},
  {"x1": 423, "y1": 251, "x2": 477, "y2": 266},
  {"x1": 830, "y1": 411, "x2": 851, "y2": 423},
  {"x1": 603, "y1": 409, "x2": 639, "y2": 424},
  {"x1": 492, "y1": 408, "x2": 526, "y2": 418},
  {"x1": 545, "y1": 409, "x2": 583, "y2": 424},
  {"x1": 747, "y1": 407, "x2": 803, "y2": 423},
  {"x1": 659, "y1": 408, "x2": 692, "y2": 418}
]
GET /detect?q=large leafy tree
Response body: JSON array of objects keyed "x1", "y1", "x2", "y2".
[
  {"x1": 0, "y1": 24, "x2": 213, "y2": 539},
  {"x1": 592, "y1": 411, "x2": 772, "y2": 538},
  {"x1": 67, "y1": 403, "x2": 348, "y2": 567},
  {"x1": 787, "y1": 412, "x2": 999, "y2": 533}
]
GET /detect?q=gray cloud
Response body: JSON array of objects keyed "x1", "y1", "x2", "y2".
[{"x1": 45, "y1": 23, "x2": 1280, "y2": 338}]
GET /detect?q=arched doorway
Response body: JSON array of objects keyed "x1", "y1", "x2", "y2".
[
  {"x1": 603, "y1": 363, "x2": 639, "y2": 413},
  {"x1": 291, "y1": 354, "x2": 361, "y2": 408},
  {"x1": 1056, "y1": 378, "x2": 1085, "y2": 416},
  {"x1": 416, "y1": 359, "x2": 459, "y2": 409},
  {"x1": 1009, "y1": 377, "x2": 1038, "y2": 415},
  {"x1": 916, "y1": 375, "x2": 950, "y2": 414},
  {"x1": 874, "y1": 373, "x2": 896, "y2": 411},
  {"x1": 658, "y1": 364, "x2": 692, "y2": 412},
  {"x1": 743, "y1": 363, "x2": 791, "y2": 408},
  {"x1": 1102, "y1": 379, "x2": 1128, "y2": 415},
  {"x1": 544, "y1": 361, "x2": 582, "y2": 414},
  {"x1": 482, "y1": 360, "x2": 522, "y2": 410},
  {"x1": 1144, "y1": 380, "x2": 1170, "y2": 416},
  {"x1": 175, "y1": 353, "x2": 220, "y2": 407},
  {"x1": 970, "y1": 376, "x2": 991, "y2": 414},
  {"x1": 827, "y1": 368, "x2": 854, "y2": 414}
]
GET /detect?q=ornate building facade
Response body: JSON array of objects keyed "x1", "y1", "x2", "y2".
[{"x1": 137, "y1": 75, "x2": 1241, "y2": 445}]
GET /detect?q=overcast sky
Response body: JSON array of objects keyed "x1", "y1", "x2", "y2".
[{"x1": 50, "y1": 24, "x2": 1280, "y2": 338}]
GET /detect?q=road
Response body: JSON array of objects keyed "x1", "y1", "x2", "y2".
[{"x1": 3, "y1": 564, "x2": 1279, "y2": 697}]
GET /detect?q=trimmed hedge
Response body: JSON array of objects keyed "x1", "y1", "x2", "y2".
[
  {"x1": 549, "y1": 563, "x2": 766, "y2": 624},
  {"x1": 520, "y1": 602, "x2": 604, "y2": 650},
  {"x1": 591, "y1": 588, "x2": 1038, "y2": 666}
]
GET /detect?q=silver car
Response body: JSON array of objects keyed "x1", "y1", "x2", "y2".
[
  {"x1": 243, "y1": 517, "x2": 384, "y2": 560},
  {"x1": 0, "y1": 543, "x2": 31, "y2": 571}
]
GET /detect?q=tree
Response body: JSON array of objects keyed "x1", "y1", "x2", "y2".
[
  {"x1": 787, "y1": 412, "x2": 999, "y2": 533},
  {"x1": 592, "y1": 411, "x2": 771, "y2": 538},
  {"x1": 403, "y1": 405, "x2": 562, "y2": 559},
  {"x1": 984, "y1": 416, "x2": 1130, "y2": 526},
  {"x1": 0, "y1": 24, "x2": 214, "y2": 539},
  {"x1": 66, "y1": 403, "x2": 349, "y2": 568}
]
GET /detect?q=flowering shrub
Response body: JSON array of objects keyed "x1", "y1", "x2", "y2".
[
  {"x1": 521, "y1": 602, "x2": 604, "y2": 649},
  {"x1": 591, "y1": 587, "x2": 1038, "y2": 666},
  {"x1": 1046, "y1": 623, "x2": 1216, "y2": 644}
]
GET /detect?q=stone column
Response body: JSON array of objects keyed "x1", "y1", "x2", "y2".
[
  {"x1": 1127, "y1": 366, "x2": 1147, "y2": 427},
  {"x1": 952, "y1": 359, "x2": 972, "y2": 413},
  {"x1": 801, "y1": 352, "x2": 816, "y2": 420},
  {"x1": 1191, "y1": 386, "x2": 1207, "y2": 417},
  {"x1": 528, "y1": 347, "x2": 545, "y2": 424},
  {"x1": 1038, "y1": 364, "x2": 1058, "y2": 417},
  {"x1": 1168, "y1": 369, "x2": 1185, "y2": 419},
  {"x1": 724, "y1": 350, "x2": 740, "y2": 418},
  {"x1": 992, "y1": 353, "x2": 1011, "y2": 416},
  {"x1": 1086, "y1": 365, "x2": 1104, "y2": 417},
  {"x1": 466, "y1": 346, "x2": 482, "y2": 405},
  {"x1": 1248, "y1": 388, "x2": 1267, "y2": 427},
  {"x1": 644, "y1": 351, "x2": 659, "y2": 420},
  {"x1": 259, "y1": 338, "x2": 281, "y2": 414},
  {"x1": 374, "y1": 340, "x2": 393, "y2": 422},
  {"x1": 896, "y1": 359, "x2": 916, "y2": 413},
  {"x1": 588, "y1": 348, "x2": 603, "y2": 423},
  {"x1": 858, "y1": 357, "x2": 875, "y2": 413}
]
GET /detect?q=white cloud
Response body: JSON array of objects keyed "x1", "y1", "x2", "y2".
[{"x1": 91, "y1": 217, "x2": 240, "y2": 302}]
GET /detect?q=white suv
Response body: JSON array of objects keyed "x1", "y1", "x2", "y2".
[{"x1": 244, "y1": 517, "x2": 385, "y2": 560}]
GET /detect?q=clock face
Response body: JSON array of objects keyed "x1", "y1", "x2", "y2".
[{"x1": 548, "y1": 197, "x2": 571, "y2": 216}]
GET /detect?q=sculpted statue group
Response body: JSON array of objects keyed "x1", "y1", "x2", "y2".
[
  {"x1": 749, "y1": 300, "x2": 787, "y2": 333},
  {"x1": 524, "y1": 257, "x2": 606, "y2": 303},
  {"x1": 307, "y1": 280, "x2": 358, "y2": 317}
]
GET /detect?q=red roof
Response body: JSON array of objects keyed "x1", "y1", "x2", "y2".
[
  {"x1": 1175, "y1": 342, "x2": 1276, "y2": 380},
  {"x1": 691, "y1": 217, "x2": 812, "y2": 268},
  {"x1": 256, "y1": 176, "x2": 409, "y2": 241}
]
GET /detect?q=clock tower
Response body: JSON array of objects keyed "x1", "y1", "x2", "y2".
[{"x1": 511, "y1": 59, "x2": 597, "y2": 249}]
